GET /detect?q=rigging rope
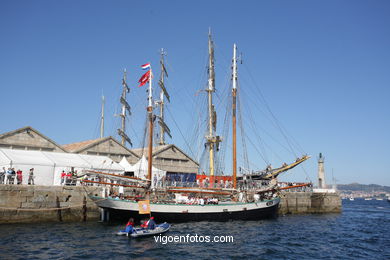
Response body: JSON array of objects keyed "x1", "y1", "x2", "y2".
[
  {"x1": 241, "y1": 63, "x2": 305, "y2": 158},
  {"x1": 166, "y1": 106, "x2": 197, "y2": 159},
  {"x1": 237, "y1": 86, "x2": 250, "y2": 171},
  {"x1": 215, "y1": 84, "x2": 231, "y2": 176}
]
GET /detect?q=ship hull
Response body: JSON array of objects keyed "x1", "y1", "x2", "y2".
[{"x1": 91, "y1": 196, "x2": 280, "y2": 222}]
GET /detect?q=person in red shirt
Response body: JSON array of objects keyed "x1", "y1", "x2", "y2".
[
  {"x1": 16, "y1": 169, "x2": 22, "y2": 185},
  {"x1": 66, "y1": 172, "x2": 72, "y2": 185},
  {"x1": 126, "y1": 218, "x2": 134, "y2": 227},
  {"x1": 140, "y1": 219, "x2": 148, "y2": 228},
  {"x1": 141, "y1": 217, "x2": 156, "y2": 229},
  {"x1": 120, "y1": 218, "x2": 135, "y2": 234},
  {"x1": 60, "y1": 170, "x2": 66, "y2": 185}
]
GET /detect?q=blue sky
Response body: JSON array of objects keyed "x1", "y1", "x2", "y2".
[{"x1": 1, "y1": 0, "x2": 389, "y2": 185}]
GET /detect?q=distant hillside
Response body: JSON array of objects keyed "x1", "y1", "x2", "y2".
[{"x1": 338, "y1": 183, "x2": 390, "y2": 193}]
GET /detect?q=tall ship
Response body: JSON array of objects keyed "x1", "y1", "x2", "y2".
[{"x1": 87, "y1": 32, "x2": 309, "y2": 222}]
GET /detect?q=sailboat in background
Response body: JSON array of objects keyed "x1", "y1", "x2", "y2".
[{"x1": 89, "y1": 31, "x2": 308, "y2": 222}]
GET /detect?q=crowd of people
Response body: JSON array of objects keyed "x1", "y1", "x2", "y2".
[
  {"x1": 197, "y1": 178, "x2": 234, "y2": 189},
  {"x1": 60, "y1": 170, "x2": 79, "y2": 186},
  {"x1": 0, "y1": 167, "x2": 35, "y2": 185},
  {"x1": 0, "y1": 167, "x2": 87, "y2": 186},
  {"x1": 177, "y1": 196, "x2": 219, "y2": 205}
]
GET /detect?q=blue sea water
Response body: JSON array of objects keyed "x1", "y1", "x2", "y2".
[{"x1": 0, "y1": 199, "x2": 389, "y2": 260}]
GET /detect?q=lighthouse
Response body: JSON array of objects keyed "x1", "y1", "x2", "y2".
[{"x1": 318, "y1": 153, "x2": 326, "y2": 188}]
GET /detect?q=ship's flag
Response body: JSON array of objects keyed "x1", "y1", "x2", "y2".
[
  {"x1": 138, "y1": 70, "x2": 151, "y2": 87},
  {"x1": 141, "y1": 63, "x2": 151, "y2": 70},
  {"x1": 138, "y1": 200, "x2": 151, "y2": 214}
]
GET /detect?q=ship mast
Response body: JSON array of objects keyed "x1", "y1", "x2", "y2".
[
  {"x1": 206, "y1": 30, "x2": 221, "y2": 187},
  {"x1": 117, "y1": 69, "x2": 132, "y2": 146},
  {"x1": 157, "y1": 48, "x2": 171, "y2": 145},
  {"x1": 147, "y1": 65, "x2": 154, "y2": 181},
  {"x1": 232, "y1": 44, "x2": 238, "y2": 189},
  {"x1": 100, "y1": 95, "x2": 105, "y2": 138}
]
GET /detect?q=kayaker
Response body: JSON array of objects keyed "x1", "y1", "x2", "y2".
[
  {"x1": 121, "y1": 218, "x2": 135, "y2": 234},
  {"x1": 147, "y1": 217, "x2": 156, "y2": 230},
  {"x1": 140, "y1": 219, "x2": 148, "y2": 228}
]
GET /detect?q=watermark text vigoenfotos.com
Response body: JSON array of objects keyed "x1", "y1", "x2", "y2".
[{"x1": 154, "y1": 234, "x2": 234, "y2": 244}]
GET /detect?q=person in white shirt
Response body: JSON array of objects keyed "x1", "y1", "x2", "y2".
[{"x1": 5, "y1": 168, "x2": 12, "y2": 184}]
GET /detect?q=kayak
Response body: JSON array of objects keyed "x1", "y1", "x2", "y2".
[
  {"x1": 116, "y1": 231, "x2": 129, "y2": 236},
  {"x1": 116, "y1": 222, "x2": 171, "y2": 237},
  {"x1": 130, "y1": 222, "x2": 171, "y2": 238}
]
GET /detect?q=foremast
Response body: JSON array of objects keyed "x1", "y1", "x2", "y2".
[
  {"x1": 157, "y1": 48, "x2": 171, "y2": 145},
  {"x1": 147, "y1": 65, "x2": 154, "y2": 181},
  {"x1": 206, "y1": 31, "x2": 221, "y2": 188},
  {"x1": 117, "y1": 69, "x2": 132, "y2": 146}
]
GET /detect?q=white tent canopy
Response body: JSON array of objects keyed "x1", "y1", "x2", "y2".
[
  {"x1": 0, "y1": 149, "x2": 56, "y2": 185},
  {"x1": 128, "y1": 156, "x2": 166, "y2": 187},
  {"x1": 0, "y1": 149, "x2": 124, "y2": 186},
  {"x1": 78, "y1": 154, "x2": 123, "y2": 172},
  {"x1": 42, "y1": 151, "x2": 91, "y2": 185},
  {"x1": 119, "y1": 156, "x2": 133, "y2": 172}
]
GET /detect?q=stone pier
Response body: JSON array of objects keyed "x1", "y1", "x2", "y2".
[
  {"x1": 279, "y1": 191, "x2": 342, "y2": 215},
  {"x1": 0, "y1": 185, "x2": 102, "y2": 224}
]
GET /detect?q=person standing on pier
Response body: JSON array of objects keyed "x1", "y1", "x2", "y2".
[
  {"x1": 0, "y1": 167, "x2": 5, "y2": 184},
  {"x1": 10, "y1": 168, "x2": 16, "y2": 184},
  {"x1": 60, "y1": 170, "x2": 66, "y2": 185},
  {"x1": 5, "y1": 168, "x2": 11, "y2": 184},
  {"x1": 28, "y1": 168, "x2": 34, "y2": 185},
  {"x1": 16, "y1": 169, "x2": 22, "y2": 184},
  {"x1": 66, "y1": 171, "x2": 72, "y2": 185}
]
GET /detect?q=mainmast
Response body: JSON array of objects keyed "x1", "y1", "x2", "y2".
[
  {"x1": 232, "y1": 44, "x2": 238, "y2": 189},
  {"x1": 157, "y1": 48, "x2": 171, "y2": 145},
  {"x1": 147, "y1": 65, "x2": 154, "y2": 181},
  {"x1": 117, "y1": 69, "x2": 132, "y2": 146},
  {"x1": 100, "y1": 95, "x2": 105, "y2": 138},
  {"x1": 206, "y1": 30, "x2": 221, "y2": 187}
]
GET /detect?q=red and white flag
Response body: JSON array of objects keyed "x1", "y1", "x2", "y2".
[
  {"x1": 141, "y1": 63, "x2": 151, "y2": 70},
  {"x1": 138, "y1": 70, "x2": 151, "y2": 87}
]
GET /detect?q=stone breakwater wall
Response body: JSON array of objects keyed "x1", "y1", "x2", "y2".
[
  {"x1": 279, "y1": 191, "x2": 342, "y2": 215},
  {"x1": 0, "y1": 186, "x2": 341, "y2": 223},
  {"x1": 0, "y1": 185, "x2": 103, "y2": 224}
]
